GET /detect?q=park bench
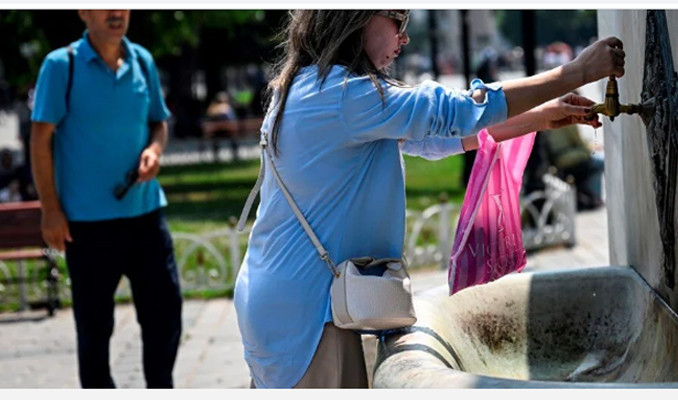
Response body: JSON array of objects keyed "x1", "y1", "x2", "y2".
[
  {"x1": 0, "y1": 201, "x2": 60, "y2": 316},
  {"x1": 200, "y1": 117, "x2": 264, "y2": 161}
]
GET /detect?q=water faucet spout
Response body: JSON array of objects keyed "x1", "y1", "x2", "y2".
[{"x1": 587, "y1": 76, "x2": 645, "y2": 122}]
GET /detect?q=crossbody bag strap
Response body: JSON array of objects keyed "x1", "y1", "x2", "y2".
[
  {"x1": 236, "y1": 133, "x2": 266, "y2": 231},
  {"x1": 237, "y1": 92, "x2": 280, "y2": 232},
  {"x1": 263, "y1": 138, "x2": 339, "y2": 276},
  {"x1": 236, "y1": 133, "x2": 339, "y2": 277}
]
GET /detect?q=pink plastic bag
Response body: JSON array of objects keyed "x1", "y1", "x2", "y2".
[{"x1": 448, "y1": 128, "x2": 536, "y2": 295}]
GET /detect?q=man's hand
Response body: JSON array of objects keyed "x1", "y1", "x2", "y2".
[
  {"x1": 137, "y1": 144, "x2": 162, "y2": 183},
  {"x1": 42, "y1": 208, "x2": 72, "y2": 252},
  {"x1": 538, "y1": 92, "x2": 603, "y2": 130}
]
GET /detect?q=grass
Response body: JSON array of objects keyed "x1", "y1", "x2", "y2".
[
  {"x1": 158, "y1": 155, "x2": 466, "y2": 234},
  {"x1": 158, "y1": 160, "x2": 263, "y2": 233},
  {"x1": 403, "y1": 154, "x2": 466, "y2": 210}
]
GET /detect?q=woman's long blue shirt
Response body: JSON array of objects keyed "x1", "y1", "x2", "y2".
[{"x1": 234, "y1": 65, "x2": 508, "y2": 388}]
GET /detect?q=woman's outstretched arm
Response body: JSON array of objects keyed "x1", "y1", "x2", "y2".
[
  {"x1": 461, "y1": 92, "x2": 602, "y2": 151},
  {"x1": 502, "y1": 36, "x2": 625, "y2": 118},
  {"x1": 469, "y1": 37, "x2": 625, "y2": 119}
]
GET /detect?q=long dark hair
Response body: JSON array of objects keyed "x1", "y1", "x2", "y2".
[{"x1": 266, "y1": 10, "x2": 406, "y2": 154}]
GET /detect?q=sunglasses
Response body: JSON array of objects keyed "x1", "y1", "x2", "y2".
[{"x1": 376, "y1": 10, "x2": 409, "y2": 36}]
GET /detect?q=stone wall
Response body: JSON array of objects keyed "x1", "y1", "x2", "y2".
[{"x1": 600, "y1": 10, "x2": 678, "y2": 310}]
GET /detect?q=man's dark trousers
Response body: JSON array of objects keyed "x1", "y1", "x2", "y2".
[{"x1": 65, "y1": 209, "x2": 182, "y2": 388}]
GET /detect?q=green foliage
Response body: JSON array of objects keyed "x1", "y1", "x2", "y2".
[
  {"x1": 127, "y1": 10, "x2": 262, "y2": 59},
  {"x1": 0, "y1": 10, "x2": 285, "y2": 93},
  {"x1": 0, "y1": 10, "x2": 77, "y2": 89}
]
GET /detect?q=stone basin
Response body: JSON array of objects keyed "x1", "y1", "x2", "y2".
[{"x1": 372, "y1": 266, "x2": 678, "y2": 388}]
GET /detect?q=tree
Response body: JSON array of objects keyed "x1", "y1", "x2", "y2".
[
  {"x1": 0, "y1": 10, "x2": 288, "y2": 133},
  {"x1": 495, "y1": 10, "x2": 597, "y2": 49},
  {"x1": 0, "y1": 10, "x2": 82, "y2": 104}
]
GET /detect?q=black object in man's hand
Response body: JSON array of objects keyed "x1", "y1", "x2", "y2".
[{"x1": 114, "y1": 168, "x2": 139, "y2": 200}]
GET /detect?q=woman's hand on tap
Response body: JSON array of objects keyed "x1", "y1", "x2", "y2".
[
  {"x1": 572, "y1": 36, "x2": 626, "y2": 84},
  {"x1": 538, "y1": 92, "x2": 603, "y2": 130}
]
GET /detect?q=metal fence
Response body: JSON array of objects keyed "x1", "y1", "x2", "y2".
[{"x1": 0, "y1": 174, "x2": 576, "y2": 310}]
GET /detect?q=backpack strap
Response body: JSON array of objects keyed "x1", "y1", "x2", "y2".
[
  {"x1": 135, "y1": 50, "x2": 150, "y2": 86},
  {"x1": 65, "y1": 45, "x2": 74, "y2": 112},
  {"x1": 64, "y1": 44, "x2": 151, "y2": 114}
]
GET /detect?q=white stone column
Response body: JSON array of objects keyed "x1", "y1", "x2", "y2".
[{"x1": 599, "y1": 10, "x2": 678, "y2": 309}]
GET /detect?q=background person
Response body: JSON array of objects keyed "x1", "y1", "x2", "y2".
[
  {"x1": 30, "y1": 10, "x2": 182, "y2": 388},
  {"x1": 544, "y1": 123, "x2": 605, "y2": 209},
  {"x1": 202, "y1": 91, "x2": 240, "y2": 161}
]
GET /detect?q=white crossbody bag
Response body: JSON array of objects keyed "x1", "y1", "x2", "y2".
[{"x1": 237, "y1": 132, "x2": 416, "y2": 331}]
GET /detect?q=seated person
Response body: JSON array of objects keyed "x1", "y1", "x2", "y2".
[
  {"x1": 202, "y1": 92, "x2": 240, "y2": 161},
  {"x1": 544, "y1": 124, "x2": 604, "y2": 210}
]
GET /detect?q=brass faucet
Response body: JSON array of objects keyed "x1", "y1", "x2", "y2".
[{"x1": 587, "y1": 76, "x2": 648, "y2": 122}]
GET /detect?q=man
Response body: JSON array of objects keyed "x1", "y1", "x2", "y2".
[{"x1": 30, "y1": 10, "x2": 182, "y2": 388}]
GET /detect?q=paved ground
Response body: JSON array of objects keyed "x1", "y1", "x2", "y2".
[{"x1": 0, "y1": 206, "x2": 609, "y2": 388}]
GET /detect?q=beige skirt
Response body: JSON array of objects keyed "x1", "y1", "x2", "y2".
[{"x1": 250, "y1": 322, "x2": 369, "y2": 389}]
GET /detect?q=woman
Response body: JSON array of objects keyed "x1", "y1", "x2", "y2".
[{"x1": 234, "y1": 10, "x2": 624, "y2": 388}]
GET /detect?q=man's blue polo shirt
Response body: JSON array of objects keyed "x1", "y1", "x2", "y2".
[{"x1": 31, "y1": 31, "x2": 171, "y2": 222}]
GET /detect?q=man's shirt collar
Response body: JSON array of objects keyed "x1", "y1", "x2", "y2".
[{"x1": 78, "y1": 30, "x2": 136, "y2": 63}]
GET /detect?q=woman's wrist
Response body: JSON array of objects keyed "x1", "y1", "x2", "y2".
[
  {"x1": 486, "y1": 109, "x2": 541, "y2": 143},
  {"x1": 461, "y1": 135, "x2": 478, "y2": 152},
  {"x1": 530, "y1": 103, "x2": 550, "y2": 131},
  {"x1": 564, "y1": 59, "x2": 588, "y2": 87}
]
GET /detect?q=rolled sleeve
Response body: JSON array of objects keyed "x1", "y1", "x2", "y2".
[
  {"x1": 400, "y1": 136, "x2": 465, "y2": 160},
  {"x1": 342, "y1": 77, "x2": 508, "y2": 144},
  {"x1": 31, "y1": 53, "x2": 68, "y2": 126},
  {"x1": 465, "y1": 78, "x2": 507, "y2": 130}
]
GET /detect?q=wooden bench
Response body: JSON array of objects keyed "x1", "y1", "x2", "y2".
[
  {"x1": 0, "y1": 201, "x2": 60, "y2": 316},
  {"x1": 200, "y1": 117, "x2": 264, "y2": 161}
]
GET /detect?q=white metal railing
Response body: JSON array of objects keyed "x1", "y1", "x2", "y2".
[
  {"x1": 522, "y1": 174, "x2": 577, "y2": 250},
  {"x1": 405, "y1": 202, "x2": 460, "y2": 270}
]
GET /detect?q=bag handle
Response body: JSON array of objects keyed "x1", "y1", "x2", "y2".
[{"x1": 237, "y1": 133, "x2": 339, "y2": 277}]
